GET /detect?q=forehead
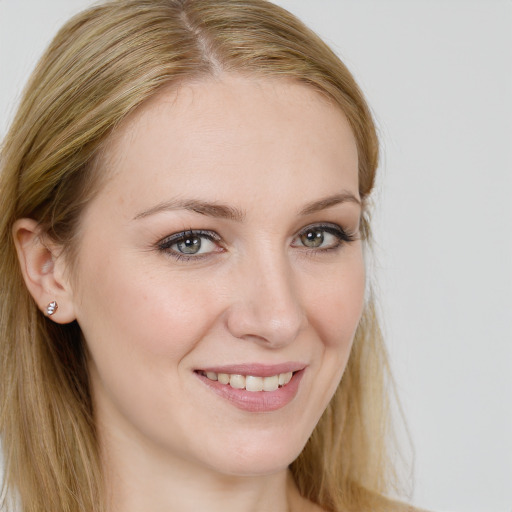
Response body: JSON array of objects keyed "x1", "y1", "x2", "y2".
[{"x1": 92, "y1": 74, "x2": 359, "y2": 215}]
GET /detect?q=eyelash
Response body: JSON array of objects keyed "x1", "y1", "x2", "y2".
[
  {"x1": 157, "y1": 229, "x2": 222, "y2": 262},
  {"x1": 294, "y1": 223, "x2": 357, "y2": 253},
  {"x1": 156, "y1": 223, "x2": 357, "y2": 262}
]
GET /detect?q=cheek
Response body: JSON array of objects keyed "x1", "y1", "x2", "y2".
[
  {"x1": 305, "y1": 250, "x2": 366, "y2": 351},
  {"x1": 74, "y1": 251, "x2": 225, "y2": 371},
  {"x1": 73, "y1": 255, "x2": 227, "y2": 436}
]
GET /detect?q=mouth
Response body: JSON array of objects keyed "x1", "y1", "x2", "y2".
[
  {"x1": 196, "y1": 370, "x2": 294, "y2": 392},
  {"x1": 194, "y1": 364, "x2": 306, "y2": 412}
]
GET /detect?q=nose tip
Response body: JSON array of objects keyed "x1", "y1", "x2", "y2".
[
  {"x1": 225, "y1": 264, "x2": 307, "y2": 348},
  {"x1": 227, "y1": 301, "x2": 306, "y2": 348}
]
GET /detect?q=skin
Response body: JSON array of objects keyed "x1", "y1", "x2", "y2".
[{"x1": 16, "y1": 74, "x2": 364, "y2": 512}]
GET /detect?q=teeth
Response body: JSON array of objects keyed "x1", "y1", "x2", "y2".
[
  {"x1": 201, "y1": 371, "x2": 295, "y2": 391},
  {"x1": 218, "y1": 373, "x2": 230, "y2": 385},
  {"x1": 278, "y1": 372, "x2": 292, "y2": 386},
  {"x1": 229, "y1": 374, "x2": 245, "y2": 389},
  {"x1": 262, "y1": 375, "x2": 279, "y2": 391},
  {"x1": 245, "y1": 376, "x2": 263, "y2": 392}
]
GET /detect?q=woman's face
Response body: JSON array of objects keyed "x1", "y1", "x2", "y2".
[{"x1": 69, "y1": 74, "x2": 365, "y2": 476}]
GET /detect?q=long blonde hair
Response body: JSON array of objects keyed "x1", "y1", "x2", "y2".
[{"x1": 0, "y1": 1, "x2": 407, "y2": 511}]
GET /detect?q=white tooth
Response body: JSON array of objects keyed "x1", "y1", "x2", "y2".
[
  {"x1": 218, "y1": 373, "x2": 230, "y2": 385},
  {"x1": 278, "y1": 372, "x2": 293, "y2": 386},
  {"x1": 245, "y1": 376, "x2": 264, "y2": 392},
  {"x1": 262, "y1": 375, "x2": 279, "y2": 391},
  {"x1": 206, "y1": 372, "x2": 218, "y2": 381},
  {"x1": 229, "y1": 374, "x2": 245, "y2": 389}
]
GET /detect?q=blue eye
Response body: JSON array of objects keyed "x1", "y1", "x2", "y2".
[
  {"x1": 158, "y1": 230, "x2": 221, "y2": 259},
  {"x1": 292, "y1": 223, "x2": 355, "y2": 251}
]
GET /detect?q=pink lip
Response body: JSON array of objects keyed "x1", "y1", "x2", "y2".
[{"x1": 195, "y1": 364, "x2": 306, "y2": 413}]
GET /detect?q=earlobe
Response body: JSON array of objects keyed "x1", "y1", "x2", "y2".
[{"x1": 12, "y1": 218, "x2": 77, "y2": 324}]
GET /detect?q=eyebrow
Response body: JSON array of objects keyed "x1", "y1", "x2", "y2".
[
  {"x1": 133, "y1": 199, "x2": 246, "y2": 222},
  {"x1": 133, "y1": 191, "x2": 360, "y2": 222},
  {"x1": 299, "y1": 191, "x2": 361, "y2": 215}
]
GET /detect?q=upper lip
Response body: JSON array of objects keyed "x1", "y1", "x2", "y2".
[{"x1": 196, "y1": 362, "x2": 306, "y2": 377}]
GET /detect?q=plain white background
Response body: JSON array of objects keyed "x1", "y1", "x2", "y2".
[{"x1": 0, "y1": 1, "x2": 511, "y2": 511}]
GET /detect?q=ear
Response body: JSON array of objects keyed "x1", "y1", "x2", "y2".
[{"x1": 13, "y1": 218, "x2": 77, "y2": 324}]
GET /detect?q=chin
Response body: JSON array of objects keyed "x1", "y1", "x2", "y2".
[{"x1": 194, "y1": 427, "x2": 310, "y2": 477}]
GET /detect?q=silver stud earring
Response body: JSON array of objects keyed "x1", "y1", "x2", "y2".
[{"x1": 46, "y1": 301, "x2": 58, "y2": 316}]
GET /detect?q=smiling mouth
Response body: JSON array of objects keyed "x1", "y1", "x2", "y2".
[{"x1": 196, "y1": 370, "x2": 294, "y2": 392}]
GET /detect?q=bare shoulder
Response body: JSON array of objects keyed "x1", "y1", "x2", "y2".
[{"x1": 294, "y1": 490, "x2": 430, "y2": 512}]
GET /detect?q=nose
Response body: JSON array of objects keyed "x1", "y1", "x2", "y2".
[{"x1": 225, "y1": 249, "x2": 307, "y2": 348}]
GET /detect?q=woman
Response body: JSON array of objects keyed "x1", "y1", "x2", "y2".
[{"x1": 0, "y1": 1, "x2": 412, "y2": 511}]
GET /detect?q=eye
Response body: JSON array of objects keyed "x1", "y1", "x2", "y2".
[
  {"x1": 291, "y1": 223, "x2": 355, "y2": 251},
  {"x1": 157, "y1": 230, "x2": 222, "y2": 260}
]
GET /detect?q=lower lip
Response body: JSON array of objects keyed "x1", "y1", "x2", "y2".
[{"x1": 195, "y1": 370, "x2": 304, "y2": 412}]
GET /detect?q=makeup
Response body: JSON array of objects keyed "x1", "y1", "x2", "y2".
[{"x1": 195, "y1": 363, "x2": 306, "y2": 412}]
